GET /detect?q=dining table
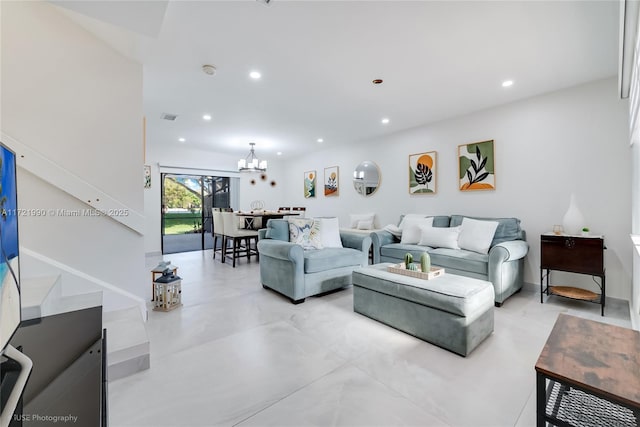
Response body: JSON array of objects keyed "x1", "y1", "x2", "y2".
[{"x1": 235, "y1": 211, "x2": 300, "y2": 230}]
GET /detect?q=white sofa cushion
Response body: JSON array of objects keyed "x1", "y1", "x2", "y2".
[
  {"x1": 356, "y1": 219, "x2": 374, "y2": 230},
  {"x1": 401, "y1": 217, "x2": 434, "y2": 244},
  {"x1": 398, "y1": 213, "x2": 428, "y2": 230},
  {"x1": 418, "y1": 225, "x2": 461, "y2": 249},
  {"x1": 349, "y1": 213, "x2": 375, "y2": 229},
  {"x1": 458, "y1": 217, "x2": 499, "y2": 254},
  {"x1": 317, "y1": 217, "x2": 343, "y2": 248}
]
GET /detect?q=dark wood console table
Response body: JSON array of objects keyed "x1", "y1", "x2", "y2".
[
  {"x1": 535, "y1": 314, "x2": 640, "y2": 427},
  {"x1": 540, "y1": 234, "x2": 605, "y2": 316}
]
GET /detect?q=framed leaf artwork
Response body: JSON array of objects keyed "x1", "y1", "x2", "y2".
[
  {"x1": 458, "y1": 140, "x2": 495, "y2": 191},
  {"x1": 304, "y1": 170, "x2": 316, "y2": 198},
  {"x1": 324, "y1": 166, "x2": 339, "y2": 197},
  {"x1": 409, "y1": 151, "x2": 437, "y2": 194}
]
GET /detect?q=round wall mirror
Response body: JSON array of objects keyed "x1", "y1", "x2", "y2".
[{"x1": 353, "y1": 161, "x2": 381, "y2": 196}]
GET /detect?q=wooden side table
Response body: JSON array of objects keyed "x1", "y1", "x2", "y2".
[
  {"x1": 535, "y1": 314, "x2": 640, "y2": 426},
  {"x1": 540, "y1": 233, "x2": 605, "y2": 316}
]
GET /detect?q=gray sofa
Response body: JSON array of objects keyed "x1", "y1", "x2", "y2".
[
  {"x1": 370, "y1": 215, "x2": 528, "y2": 306},
  {"x1": 257, "y1": 219, "x2": 371, "y2": 304}
]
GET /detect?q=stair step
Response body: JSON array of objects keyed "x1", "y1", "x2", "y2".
[
  {"x1": 103, "y1": 306, "x2": 150, "y2": 381},
  {"x1": 21, "y1": 276, "x2": 62, "y2": 321}
]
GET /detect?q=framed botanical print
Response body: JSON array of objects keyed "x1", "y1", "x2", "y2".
[
  {"x1": 458, "y1": 140, "x2": 495, "y2": 191},
  {"x1": 409, "y1": 151, "x2": 437, "y2": 194},
  {"x1": 324, "y1": 166, "x2": 339, "y2": 196},
  {"x1": 304, "y1": 170, "x2": 316, "y2": 198}
]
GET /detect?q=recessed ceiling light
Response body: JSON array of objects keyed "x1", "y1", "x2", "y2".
[
  {"x1": 502, "y1": 80, "x2": 514, "y2": 88},
  {"x1": 203, "y1": 114, "x2": 212, "y2": 121},
  {"x1": 178, "y1": 137, "x2": 186, "y2": 142},
  {"x1": 202, "y1": 64, "x2": 216, "y2": 76},
  {"x1": 317, "y1": 138, "x2": 324, "y2": 143},
  {"x1": 249, "y1": 71, "x2": 262, "y2": 79},
  {"x1": 277, "y1": 151, "x2": 282, "y2": 156},
  {"x1": 381, "y1": 118, "x2": 390, "y2": 124}
]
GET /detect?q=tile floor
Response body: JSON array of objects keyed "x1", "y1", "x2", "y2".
[{"x1": 109, "y1": 251, "x2": 631, "y2": 427}]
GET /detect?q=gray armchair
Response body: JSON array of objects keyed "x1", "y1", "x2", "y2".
[{"x1": 257, "y1": 219, "x2": 371, "y2": 304}]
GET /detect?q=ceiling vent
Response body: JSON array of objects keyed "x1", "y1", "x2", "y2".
[{"x1": 161, "y1": 113, "x2": 178, "y2": 121}]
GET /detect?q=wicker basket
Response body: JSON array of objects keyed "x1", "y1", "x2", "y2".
[{"x1": 386, "y1": 263, "x2": 445, "y2": 280}]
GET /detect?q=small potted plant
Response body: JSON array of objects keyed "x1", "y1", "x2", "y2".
[{"x1": 581, "y1": 227, "x2": 590, "y2": 236}]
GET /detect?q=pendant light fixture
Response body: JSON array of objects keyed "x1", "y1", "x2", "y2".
[{"x1": 238, "y1": 143, "x2": 267, "y2": 172}]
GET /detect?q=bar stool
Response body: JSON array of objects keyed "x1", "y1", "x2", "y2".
[
  {"x1": 292, "y1": 207, "x2": 306, "y2": 218},
  {"x1": 212, "y1": 210, "x2": 225, "y2": 261},
  {"x1": 221, "y1": 212, "x2": 259, "y2": 267}
]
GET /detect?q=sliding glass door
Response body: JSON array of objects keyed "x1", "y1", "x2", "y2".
[{"x1": 161, "y1": 174, "x2": 231, "y2": 254}]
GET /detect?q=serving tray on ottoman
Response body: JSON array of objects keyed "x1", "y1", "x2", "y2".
[
  {"x1": 386, "y1": 263, "x2": 445, "y2": 280},
  {"x1": 352, "y1": 263, "x2": 495, "y2": 356}
]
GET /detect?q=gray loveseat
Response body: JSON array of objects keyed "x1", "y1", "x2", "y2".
[
  {"x1": 370, "y1": 215, "x2": 528, "y2": 306},
  {"x1": 258, "y1": 219, "x2": 371, "y2": 304}
]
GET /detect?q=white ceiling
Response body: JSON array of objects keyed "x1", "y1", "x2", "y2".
[{"x1": 54, "y1": 0, "x2": 620, "y2": 160}]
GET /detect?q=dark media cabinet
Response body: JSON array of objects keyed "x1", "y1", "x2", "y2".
[
  {"x1": 8, "y1": 306, "x2": 107, "y2": 426},
  {"x1": 540, "y1": 234, "x2": 605, "y2": 315}
]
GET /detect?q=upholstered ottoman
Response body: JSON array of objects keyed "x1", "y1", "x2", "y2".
[{"x1": 352, "y1": 263, "x2": 495, "y2": 356}]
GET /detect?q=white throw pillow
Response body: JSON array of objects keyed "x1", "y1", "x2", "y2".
[
  {"x1": 349, "y1": 213, "x2": 375, "y2": 229},
  {"x1": 400, "y1": 217, "x2": 434, "y2": 244},
  {"x1": 289, "y1": 218, "x2": 323, "y2": 250},
  {"x1": 398, "y1": 214, "x2": 428, "y2": 230},
  {"x1": 383, "y1": 224, "x2": 403, "y2": 238},
  {"x1": 317, "y1": 217, "x2": 343, "y2": 248},
  {"x1": 457, "y1": 218, "x2": 499, "y2": 254},
  {"x1": 357, "y1": 219, "x2": 374, "y2": 230},
  {"x1": 418, "y1": 225, "x2": 461, "y2": 249}
]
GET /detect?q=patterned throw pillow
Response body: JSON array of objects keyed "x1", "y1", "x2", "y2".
[{"x1": 289, "y1": 218, "x2": 323, "y2": 250}]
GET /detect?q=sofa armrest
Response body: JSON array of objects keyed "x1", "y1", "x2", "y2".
[
  {"x1": 339, "y1": 231, "x2": 372, "y2": 253},
  {"x1": 257, "y1": 239, "x2": 304, "y2": 263},
  {"x1": 488, "y1": 240, "x2": 529, "y2": 304},
  {"x1": 370, "y1": 230, "x2": 395, "y2": 264},
  {"x1": 258, "y1": 229, "x2": 267, "y2": 240},
  {"x1": 489, "y1": 240, "x2": 529, "y2": 262}
]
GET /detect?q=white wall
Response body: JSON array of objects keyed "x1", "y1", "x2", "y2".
[
  {"x1": 143, "y1": 143, "x2": 286, "y2": 254},
  {"x1": 273, "y1": 78, "x2": 632, "y2": 300},
  {"x1": 1, "y1": 2, "x2": 146, "y2": 303}
]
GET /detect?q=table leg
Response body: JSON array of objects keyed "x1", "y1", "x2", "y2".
[
  {"x1": 540, "y1": 268, "x2": 543, "y2": 304},
  {"x1": 601, "y1": 274, "x2": 606, "y2": 317},
  {"x1": 536, "y1": 372, "x2": 547, "y2": 427}
]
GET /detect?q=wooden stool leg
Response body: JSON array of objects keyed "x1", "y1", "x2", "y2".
[
  {"x1": 232, "y1": 237, "x2": 237, "y2": 268},
  {"x1": 222, "y1": 236, "x2": 226, "y2": 263}
]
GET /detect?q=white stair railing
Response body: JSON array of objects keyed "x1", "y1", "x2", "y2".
[{"x1": 1, "y1": 132, "x2": 144, "y2": 234}]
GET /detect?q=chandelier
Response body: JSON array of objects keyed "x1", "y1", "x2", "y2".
[{"x1": 238, "y1": 143, "x2": 267, "y2": 172}]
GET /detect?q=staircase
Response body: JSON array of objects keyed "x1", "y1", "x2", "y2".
[
  {"x1": 103, "y1": 307, "x2": 150, "y2": 381},
  {"x1": 21, "y1": 276, "x2": 150, "y2": 380}
]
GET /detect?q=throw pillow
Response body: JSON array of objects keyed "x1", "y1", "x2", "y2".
[
  {"x1": 317, "y1": 217, "x2": 343, "y2": 248},
  {"x1": 457, "y1": 217, "x2": 499, "y2": 254},
  {"x1": 357, "y1": 219, "x2": 374, "y2": 230},
  {"x1": 289, "y1": 218, "x2": 323, "y2": 250},
  {"x1": 400, "y1": 217, "x2": 434, "y2": 244},
  {"x1": 382, "y1": 224, "x2": 403, "y2": 238},
  {"x1": 349, "y1": 213, "x2": 375, "y2": 229},
  {"x1": 398, "y1": 214, "x2": 428, "y2": 230},
  {"x1": 418, "y1": 225, "x2": 461, "y2": 249}
]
